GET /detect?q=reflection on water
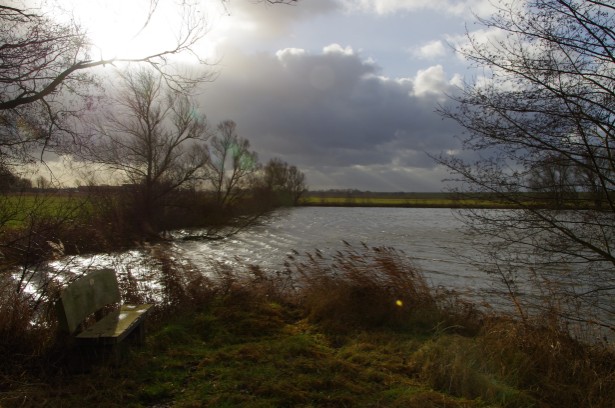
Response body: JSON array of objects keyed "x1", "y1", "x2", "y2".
[
  {"x1": 22, "y1": 208, "x2": 603, "y2": 311},
  {"x1": 23, "y1": 206, "x2": 610, "y2": 342},
  {"x1": 39, "y1": 207, "x2": 608, "y2": 308},
  {"x1": 37, "y1": 207, "x2": 494, "y2": 301},
  {"x1": 177, "y1": 207, "x2": 497, "y2": 302}
]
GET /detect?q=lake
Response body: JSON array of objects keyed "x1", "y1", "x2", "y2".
[
  {"x1": 44, "y1": 207, "x2": 498, "y2": 302},
  {"x1": 175, "y1": 207, "x2": 503, "y2": 304},
  {"x1": 40, "y1": 206, "x2": 612, "y2": 341}
]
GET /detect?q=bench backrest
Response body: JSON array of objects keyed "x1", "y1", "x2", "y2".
[{"x1": 56, "y1": 269, "x2": 121, "y2": 334}]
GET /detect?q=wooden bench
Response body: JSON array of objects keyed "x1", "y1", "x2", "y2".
[{"x1": 56, "y1": 269, "x2": 153, "y2": 362}]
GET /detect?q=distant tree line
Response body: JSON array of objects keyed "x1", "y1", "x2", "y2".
[{"x1": 0, "y1": 165, "x2": 31, "y2": 192}]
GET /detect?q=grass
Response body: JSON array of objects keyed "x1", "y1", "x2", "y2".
[
  {"x1": 1, "y1": 244, "x2": 614, "y2": 407},
  {"x1": 0, "y1": 190, "x2": 152, "y2": 269},
  {"x1": 299, "y1": 191, "x2": 609, "y2": 209},
  {"x1": 0, "y1": 192, "x2": 93, "y2": 228},
  {"x1": 299, "y1": 194, "x2": 521, "y2": 208},
  {"x1": 0, "y1": 306, "x2": 484, "y2": 407}
]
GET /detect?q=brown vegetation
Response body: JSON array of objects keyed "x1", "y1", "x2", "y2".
[{"x1": 1, "y1": 243, "x2": 613, "y2": 407}]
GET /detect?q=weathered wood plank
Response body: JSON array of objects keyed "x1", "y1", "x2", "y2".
[
  {"x1": 56, "y1": 269, "x2": 121, "y2": 334},
  {"x1": 77, "y1": 304, "x2": 153, "y2": 344}
]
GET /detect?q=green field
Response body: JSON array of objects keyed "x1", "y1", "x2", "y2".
[
  {"x1": 300, "y1": 192, "x2": 514, "y2": 208},
  {"x1": 0, "y1": 190, "x2": 605, "y2": 232},
  {"x1": 300, "y1": 191, "x2": 605, "y2": 209},
  {"x1": 0, "y1": 192, "x2": 92, "y2": 228}
]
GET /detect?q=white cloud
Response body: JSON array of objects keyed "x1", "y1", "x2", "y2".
[
  {"x1": 344, "y1": 0, "x2": 497, "y2": 17},
  {"x1": 448, "y1": 26, "x2": 508, "y2": 59},
  {"x1": 323, "y1": 43, "x2": 355, "y2": 56},
  {"x1": 412, "y1": 40, "x2": 447, "y2": 59},
  {"x1": 276, "y1": 47, "x2": 307, "y2": 61},
  {"x1": 413, "y1": 65, "x2": 452, "y2": 97},
  {"x1": 449, "y1": 73, "x2": 463, "y2": 88}
]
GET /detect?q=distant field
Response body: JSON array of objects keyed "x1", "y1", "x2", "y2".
[
  {"x1": 299, "y1": 192, "x2": 515, "y2": 208},
  {"x1": 299, "y1": 191, "x2": 604, "y2": 209},
  {"x1": 0, "y1": 192, "x2": 93, "y2": 228}
]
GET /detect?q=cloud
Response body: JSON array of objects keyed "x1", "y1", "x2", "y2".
[
  {"x1": 197, "y1": 44, "x2": 465, "y2": 191},
  {"x1": 448, "y1": 23, "x2": 542, "y2": 91},
  {"x1": 213, "y1": 0, "x2": 340, "y2": 39},
  {"x1": 412, "y1": 40, "x2": 447, "y2": 59},
  {"x1": 447, "y1": 26, "x2": 509, "y2": 59},
  {"x1": 342, "y1": 0, "x2": 496, "y2": 17},
  {"x1": 414, "y1": 65, "x2": 452, "y2": 98}
]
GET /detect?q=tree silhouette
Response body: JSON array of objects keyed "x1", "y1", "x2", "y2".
[{"x1": 439, "y1": 0, "x2": 615, "y2": 331}]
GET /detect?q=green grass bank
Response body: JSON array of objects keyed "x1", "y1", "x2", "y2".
[{"x1": 299, "y1": 191, "x2": 610, "y2": 209}]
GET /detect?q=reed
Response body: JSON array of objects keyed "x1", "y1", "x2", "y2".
[
  {"x1": 283, "y1": 243, "x2": 437, "y2": 332},
  {"x1": 1, "y1": 243, "x2": 614, "y2": 407}
]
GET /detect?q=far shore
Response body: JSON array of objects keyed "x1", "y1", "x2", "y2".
[{"x1": 299, "y1": 191, "x2": 606, "y2": 209}]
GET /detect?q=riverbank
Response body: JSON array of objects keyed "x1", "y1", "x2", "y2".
[
  {"x1": 1, "y1": 244, "x2": 613, "y2": 407},
  {"x1": 299, "y1": 191, "x2": 608, "y2": 209}
]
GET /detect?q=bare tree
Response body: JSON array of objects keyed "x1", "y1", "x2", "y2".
[
  {"x1": 205, "y1": 120, "x2": 259, "y2": 209},
  {"x1": 286, "y1": 164, "x2": 307, "y2": 204},
  {"x1": 0, "y1": 165, "x2": 31, "y2": 192},
  {"x1": 89, "y1": 68, "x2": 209, "y2": 233},
  {"x1": 527, "y1": 153, "x2": 579, "y2": 208},
  {"x1": 262, "y1": 157, "x2": 307, "y2": 205},
  {"x1": 438, "y1": 0, "x2": 615, "y2": 331},
  {"x1": 0, "y1": 2, "x2": 213, "y2": 164},
  {"x1": 0, "y1": 0, "x2": 298, "y2": 167}
]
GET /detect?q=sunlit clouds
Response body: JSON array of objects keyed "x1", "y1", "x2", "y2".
[
  {"x1": 412, "y1": 40, "x2": 447, "y2": 60},
  {"x1": 343, "y1": 0, "x2": 496, "y2": 16},
  {"x1": 50, "y1": 0, "x2": 211, "y2": 61},
  {"x1": 31, "y1": 0, "x2": 495, "y2": 191}
]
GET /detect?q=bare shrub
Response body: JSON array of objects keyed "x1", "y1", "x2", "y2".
[
  {"x1": 0, "y1": 275, "x2": 56, "y2": 372},
  {"x1": 433, "y1": 288, "x2": 485, "y2": 336},
  {"x1": 410, "y1": 310, "x2": 615, "y2": 407},
  {"x1": 411, "y1": 333, "x2": 539, "y2": 407}
]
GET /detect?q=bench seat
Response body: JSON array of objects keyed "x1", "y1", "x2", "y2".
[
  {"x1": 56, "y1": 269, "x2": 153, "y2": 351},
  {"x1": 77, "y1": 304, "x2": 152, "y2": 345}
]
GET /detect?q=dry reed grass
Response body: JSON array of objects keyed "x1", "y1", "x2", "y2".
[
  {"x1": 479, "y1": 316, "x2": 615, "y2": 406},
  {"x1": 283, "y1": 242, "x2": 439, "y2": 332},
  {"x1": 1, "y1": 242, "x2": 614, "y2": 407}
]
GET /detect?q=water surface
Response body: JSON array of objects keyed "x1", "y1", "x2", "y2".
[{"x1": 177, "y1": 207, "x2": 496, "y2": 301}]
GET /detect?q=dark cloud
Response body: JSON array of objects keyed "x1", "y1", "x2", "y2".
[{"x1": 198, "y1": 44, "x2": 465, "y2": 191}]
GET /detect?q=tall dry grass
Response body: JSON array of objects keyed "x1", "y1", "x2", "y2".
[
  {"x1": 283, "y1": 243, "x2": 441, "y2": 332},
  {"x1": 0, "y1": 274, "x2": 58, "y2": 377},
  {"x1": 1, "y1": 241, "x2": 614, "y2": 407},
  {"x1": 279, "y1": 243, "x2": 615, "y2": 406}
]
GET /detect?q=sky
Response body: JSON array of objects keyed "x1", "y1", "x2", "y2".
[{"x1": 43, "y1": 0, "x2": 501, "y2": 192}]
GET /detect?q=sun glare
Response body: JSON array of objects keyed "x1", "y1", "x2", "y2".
[{"x1": 55, "y1": 0, "x2": 223, "y2": 62}]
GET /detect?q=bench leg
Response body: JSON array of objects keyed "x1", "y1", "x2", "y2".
[{"x1": 128, "y1": 321, "x2": 147, "y2": 346}]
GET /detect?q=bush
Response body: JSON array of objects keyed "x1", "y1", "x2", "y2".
[
  {"x1": 478, "y1": 317, "x2": 615, "y2": 407},
  {"x1": 0, "y1": 274, "x2": 57, "y2": 371}
]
